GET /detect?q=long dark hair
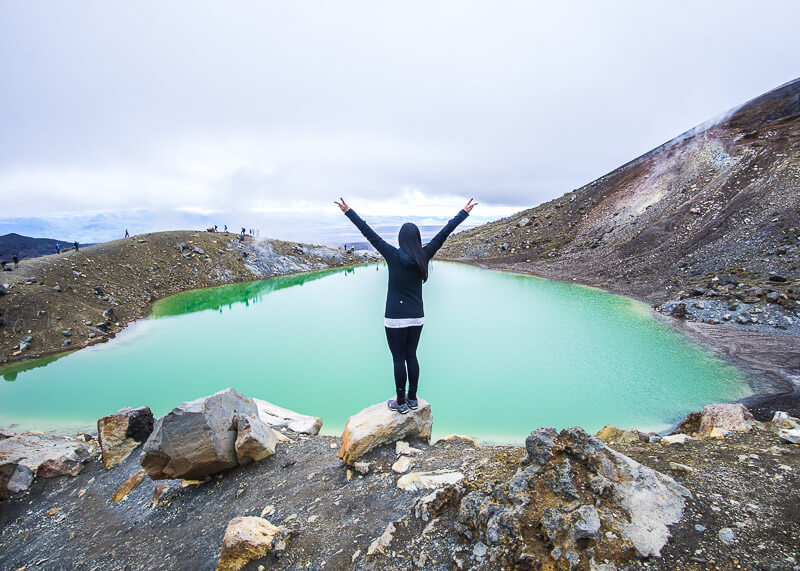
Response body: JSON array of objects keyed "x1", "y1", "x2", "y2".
[{"x1": 398, "y1": 222, "x2": 428, "y2": 282}]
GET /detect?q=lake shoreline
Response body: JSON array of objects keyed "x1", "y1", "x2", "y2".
[
  {"x1": 0, "y1": 230, "x2": 373, "y2": 368},
  {"x1": 454, "y1": 258, "x2": 800, "y2": 419}
]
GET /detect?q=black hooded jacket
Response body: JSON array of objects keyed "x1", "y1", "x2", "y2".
[{"x1": 345, "y1": 208, "x2": 469, "y2": 319}]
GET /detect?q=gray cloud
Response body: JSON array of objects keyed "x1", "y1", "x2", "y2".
[{"x1": 1, "y1": 0, "x2": 799, "y2": 242}]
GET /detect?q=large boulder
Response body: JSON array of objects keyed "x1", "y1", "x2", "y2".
[
  {"x1": 674, "y1": 403, "x2": 759, "y2": 439},
  {"x1": 457, "y1": 427, "x2": 691, "y2": 568},
  {"x1": 339, "y1": 399, "x2": 432, "y2": 465},
  {"x1": 0, "y1": 433, "x2": 93, "y2": 499},
  {"x1": 141, "y1": 388, "x2": 259, "y2": 480},
  {"x1": 252, "y1": 398, "x2": 322, "y2": 435},
  {"x1": 217, "y1": 516, "x2": 285, "y2": 571},
  {"x1": 97, "y1": 406, "x2": 155, "y2": 469}
]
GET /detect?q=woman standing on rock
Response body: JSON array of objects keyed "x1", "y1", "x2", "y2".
[{"x1": 335, "y1": 197, "x2": 477, "y2": 414}]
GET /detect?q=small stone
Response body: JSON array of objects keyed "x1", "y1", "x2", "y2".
[
  {"x1": 111, "y1": 470, "x2": 146, "y2": 504},
  {"x1": 396, "y1": 470, "x2": 464, "y2": 491},
  {"x1": 661, "y1": 434, "x2": 692, "y2": 445},
  {"x1": 395, "y1": 440, "x2": 423, "y2": 455},
  {"x1": 354, "y1": 461, "x2": 370, "y2": 475},
  {"x1": 718, "y1": 527, "x2": 735, "y2": 545},
  {"x1": 391, "y1": 456, "x2": 414, "y2": 474},
  {"x1": 669, "y1": 462, "x2": 694, "y2": 473},
  {"x1": 473, "y1": 542, "x2": 488, "y2": 557},
  {"x1": 695, "y1": 524, "x2": 706, "y2": 532}
]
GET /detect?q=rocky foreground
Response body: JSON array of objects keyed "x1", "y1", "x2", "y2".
[
  {"x1": 0, "y1": 230, "x2": 372, "y2": 364},
  {"x1": 1, "y1": 389, "x2": 799, "y2": 570}
]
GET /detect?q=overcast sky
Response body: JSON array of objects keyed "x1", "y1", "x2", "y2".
[{"x1": 1, "y1": 1, "x2": 798, "y2": 243}]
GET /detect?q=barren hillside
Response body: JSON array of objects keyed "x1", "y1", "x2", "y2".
[{"x1": 440, "y1": 78, "x2": 800, "y2": 304}]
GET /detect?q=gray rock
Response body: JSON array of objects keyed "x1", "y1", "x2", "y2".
[
  {"x1": 61, "y1": 340, "x2": 73, "y2": 347},
  {"x1": 0, "y1": 433, "x2": 92, "y2": 499},
  {"x1": 53, "y1": 284, "x2": 62, "y2": 292},
  {"x1": 458, "y1": 427, "x2": 690, "y2": 566},
  {"x1": 233, "y1": 413, "x2": 279, "y2": 465},
  {"x1": 0, "y1": 284, "x2": 6, "y2": 295},
  {"x1": 718, "y1": 527, "x2": 735, "y2": 545},
  {"x1": 573, "y1": 505, "x2": 601, "y2": 539},
  {"x1": 103, "y1": 308, "x2": 116, "y2": 321},
  {"x1": 141, "y1": 388, "x2": 259, "y2": 480},
  {"x1": 61, "y1": 330, "x2": 72, "y2": 337},
  {"x1": 516, "y1": 217, "x2": 532, "y2": 228},
  {"x1": 766, "y1": 291, "x2": 780, "y2": 302},
  {"x1": 473, "y1": 541, "x2": 488, "y2": 557},
  {"x1": 695, "y1": 524, "x2": 706, "y2": 532}
]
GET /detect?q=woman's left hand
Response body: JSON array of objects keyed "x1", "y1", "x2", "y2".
[
  {"x1": 463, "y1": 198, "x2": 478, "y2": 213},
  {"x1": 334, "y1": 198, "x2": 350, "y2": 213}
]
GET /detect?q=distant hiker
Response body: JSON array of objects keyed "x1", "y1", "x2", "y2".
[
  {"x1": 0, "y1": 261, "x2": 6, "y2": 270},
  {"x1": 214, "y1": 224, "x2": 218, "y2": 232},
  {"x1": 56, "y1": 244, "x2": 61, "y2": 254},
  {"x1": 124, "y1": 229, "x2": 129, "y2": 238},
  {"x1": 336, "y1": 196, "x2": 477, "y2": 414},
  {"x1": 73, "y1": 241, "x2": 79, "y2": 252},
  {"x1": 224, "y1": 225, "x2": 228, "y2": 232},
  {"x1": 12, "y1": 254, "x2": 19, "y2": 268}
]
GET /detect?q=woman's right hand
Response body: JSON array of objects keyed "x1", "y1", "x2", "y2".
[
  {"x1": 334, "y1": 198, "x2": 350, "y2": 213},
  {"x1": 463, "y1": 198, "x2": 478, "y2": 213}
]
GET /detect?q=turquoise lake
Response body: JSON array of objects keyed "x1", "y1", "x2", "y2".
[{"x1": 0, "y1": 262, "x2": 751, "y2": 442}]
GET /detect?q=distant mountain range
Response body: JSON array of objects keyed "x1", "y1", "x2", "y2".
[{"x1": 0, "y1": 233, "x2": 75, "y2": 262}]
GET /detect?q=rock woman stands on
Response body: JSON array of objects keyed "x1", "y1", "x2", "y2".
[{"x1": 335, "y1": 197, "x2": 477, "y2": 414}]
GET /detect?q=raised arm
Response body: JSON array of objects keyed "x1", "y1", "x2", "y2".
[
  {"x1": 422, "y1": 198, "x2": 477, "y2": 259},
  {"x1": 335, "y1": 198, "x2": 396, "y2": 259}
]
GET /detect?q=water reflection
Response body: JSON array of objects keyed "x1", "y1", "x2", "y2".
[
  {"x1": 153, "y1": 266, "x2": 355, "y2": 317},
  {"x1": 2, "y1": 352, "x2": 71, "y2": 382}
]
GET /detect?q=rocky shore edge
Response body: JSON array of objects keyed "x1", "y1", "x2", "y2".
[
  {"x1": 0, "y1": 230, "x2": 378, "y2": 366},
  {"x1": 1, "y1": 389, "x2": 798, "y2": 570}
]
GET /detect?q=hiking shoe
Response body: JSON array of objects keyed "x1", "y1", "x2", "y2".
[
  {"x1": 405, "y1": 393, "x2": 419, "y2": 410},
  {"x1": 387, "y1": 399, "x2": 409, "y2": 414}
]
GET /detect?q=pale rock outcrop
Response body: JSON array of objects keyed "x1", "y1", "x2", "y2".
[
  {"x1": 697, "y1": 404, "x2": 759, "y2": 437},
  {"x1": 595, "y1": 425, "x2": 648, "y2": 445},
  {"x1": 253, "y1": 398, "x2": 322, "y2": 435},
  {"x1": 0, "y1": 433, "x2": 93, "y2": 499},
  {"x1": 339, "y1": 399, "x2": 432, "y2": 465},
  {"x1": 457, "y1": 427, "x2": 691, "y2": 568},
  {"x1": 674, "y1": 403, "x2": 760, "y2": 439},
  {"x1": 141, "y1": 388, "x2": 259, "y2": 480},
  {"x1": 397, "y1": 470, "x2": 464, "y2": 492},
  {"x1": 97, "y1": 406, "x2": 154, "y2": 469},
  {"x1": 233, "y1": 414, "x2": 279, "y2": 465},
  {"x1": 217, "y1": 516, "x2": 285, "y2": 571},
  {"x1": 768, "y1": 411, "x2": 800, "y2": 443}
]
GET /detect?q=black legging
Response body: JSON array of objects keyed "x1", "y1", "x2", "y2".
[{"x1": 385, "y1": 325, "x2": 423, "y2": 404}]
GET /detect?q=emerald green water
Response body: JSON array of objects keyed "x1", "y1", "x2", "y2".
[{"x1": 0, "y1": 262, "x2": 751, "y2": 442}]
